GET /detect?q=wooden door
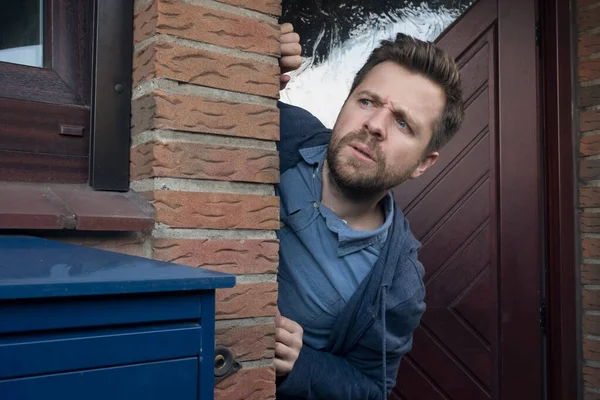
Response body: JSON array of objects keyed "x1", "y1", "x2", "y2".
[{"x1": 391, "y1": 0, "x2": 543, "y2": 399}]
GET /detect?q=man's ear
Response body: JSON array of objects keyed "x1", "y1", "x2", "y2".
[{"x1": 410, "y1": 151, "x2": 439, "y2": 179}]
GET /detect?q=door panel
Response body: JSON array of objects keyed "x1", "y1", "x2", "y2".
[{"x1": 391, "y1": 0, "x2": 542, "y2": 398}]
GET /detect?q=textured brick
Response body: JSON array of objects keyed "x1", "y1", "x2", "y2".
[
  {"x1": 215, "y1": 367, "x2": 275, "y2": 400},
  {"x1": 581, "y1": 85, "x2": 600, "y2": 108},
  {"x1": 215, "y1": 322, "x2": 275, "y2": 361},
  {"x1": 583, "y1": 212, "x2": 600, "y2": 233},
  {"x1": 583, "y1": 110, "x2": 600, "y2": 132},
  {"x1": 134, "y1": 0, "x2": 158, "y2": 44},
  {"x1": 134, "y1": 0, "x2": 279, "y2": 56},
  {"x1": 585, "y1": 392, "x2": 600, "y2": 400},
  {"x1": 581, "y1": 33, "x2": 600, "y2": 58},
  {"x1": 214, "y1": 0, "x2": 281, "y2": 15},
  {"x1": 131, "y1": 141, "x2": 279, "y2": 183},
  {"x1": 585, "y1": 338, "x2": 600, "y2": 361},
  {"x1": 583, "y1": 264, "x2": 600, "y2": 284},
  {"x1": 585, "y1": 365, "x2": 600, "y2": 387},
  {"x1": 150, "y1": 191, "x2": 279, "y2": 230},
  {"x1": 131, "y1": 91, "x2": 279, "y2": 140},
  {"x1": 584, "y1": 314, "x2": 600, "y2": 335},
  {"x1": 581, "y1": 187, "x2": 600, "y2": 207},
  {"x1": 152, "y1": 238, "x2": 278, "y2": 275},
  {"x1": 584, "y1": 238, "x2": 600, "y2": 259},
  {"x1": 55, "y1": 234, "x2": 146, "y2": 258},
  {"x1": 581, "y1": 59, "x2": 600, "y2": 82},
  {"x1": 583, "y1": 288, "x2": 600, "y2": 309},
  {"x1": 133, "y1": 41, "x2": 279, "y2": 97},
  {"x1": 580, "y1": 6, "x2": 600, "y2": 32},
  {"x1": 216, "y1": 282, "x2": 277, "y2": 319},
  {"x1": 581, "y1": 158, "x2": 600, "y2": 180},
  {"x1": 583, "y1": 135, "x2": 600, "y2": 156},
  {"x1": 579, "y1": 0, "x2": 600, "y2": 8},
  {"x1": 132, "y1": 43, "x2": 157, "y2": 88}
]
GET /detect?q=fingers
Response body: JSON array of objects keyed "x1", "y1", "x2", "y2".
[
  {"x1": 274, "y1": 357, "x2": 293, "y2": 377},
  {"x1": 275, "y1": 326, "x2": 302, "y2": 349},
  {"x1": 276, "y1": 315, "x2": 304, "y2": 336},
  {"x1": 280, "y1": 22, "x2": 294, "y2": 35},
  {"x1": 278, "y1": 23, "x2": 302, "y2": 88},
  {"x1": 281, "y1": 42, "x2": 301, "y2": 58},
  {"x1": 280, "y1": 74, "x2": 291, "y2": 90},
  {"x1": 281, "y1": 31, "x2": 300, "y2": 45},
  {"x1": 280, "y1": 56, "x2": 302, "y2": 75},
  {"x1": 275, "y1": 340, "x2": 296, "y2": 360},
  {"x1": 274, "y1": 314, "x2": 303, "y2": 377}
]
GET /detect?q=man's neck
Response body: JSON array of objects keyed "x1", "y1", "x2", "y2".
[{"x1": 321, "y1": 161, "x2": 387, "y2": 231}]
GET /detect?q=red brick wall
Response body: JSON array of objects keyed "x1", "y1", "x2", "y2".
[
  {"x1": 579, "y1": 0, "x2": 600, "y2": 398},
  {"x1": 130, "y1": 0, "x2": 282, "y2": 398}
]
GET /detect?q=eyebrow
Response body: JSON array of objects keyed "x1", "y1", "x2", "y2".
[{"x1": 355, "y1": 90, "x2": 421, "y2": 135}]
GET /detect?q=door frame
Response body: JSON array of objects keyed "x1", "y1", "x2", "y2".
[{"x1": 540, "y1": 0, "x2": 580, "y2": 399}]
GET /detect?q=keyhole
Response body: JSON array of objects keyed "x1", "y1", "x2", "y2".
[{"x1": 214, "y1": 354, "x2": 226, "y2": 369}]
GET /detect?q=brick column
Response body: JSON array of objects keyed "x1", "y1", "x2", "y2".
[
  {"x1": 578, "y1": 0, "x2": 600, "y2": 397},
  {"x1": 132, "y1": 1, "x2": 281, "y2": 398}
]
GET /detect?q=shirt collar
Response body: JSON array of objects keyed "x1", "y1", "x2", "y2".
[
  {"x1": 298, "y1": 145, "x2": 395, "y2": 256},
  {"x1": 299, "y1": 144, "x2": 328, "y2": 166},
  {"x1": 322, "y1": 193, "x2": 394, "y2": 257}
]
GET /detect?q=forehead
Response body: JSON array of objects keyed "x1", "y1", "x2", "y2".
[{"x1": 354, "y1": 61, "x2": 445, "y2": 128}]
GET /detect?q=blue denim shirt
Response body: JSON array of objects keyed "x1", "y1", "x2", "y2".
[
  {"x1": 276, "y1": 144, "x2": 394, "y2": 349},
  {"x1": 276, "y1": 101, "x2": 426, "y2": 399}
]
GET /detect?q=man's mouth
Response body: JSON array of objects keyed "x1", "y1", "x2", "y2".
[{"x1": 349, "y1": 143, "x2": 375, "y2": 162}]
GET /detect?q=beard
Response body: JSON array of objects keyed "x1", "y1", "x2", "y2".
[{"x1": 326, "y1": 128, "x2": 418, "y2": 199}]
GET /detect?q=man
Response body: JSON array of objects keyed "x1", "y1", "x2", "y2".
[{"x1": 275, "y1": 23, "x2": 464, "y2": 399}]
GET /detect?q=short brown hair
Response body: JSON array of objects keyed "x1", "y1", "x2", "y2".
[{"x1": 350, "y1": 33, "x2": 464, "y2": 153}]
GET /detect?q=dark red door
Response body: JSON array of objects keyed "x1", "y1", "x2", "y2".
[{"x1": 391, "y1": 0, "x2": 543, "y2": 399}]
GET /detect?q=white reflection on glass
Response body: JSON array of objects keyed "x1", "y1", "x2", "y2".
[
  {"x1": 0, "y1": 0, "x2": 44, "y2": 68},
  {"x1": 281, "y1": 2, "x2": 473, "y2": 128}
]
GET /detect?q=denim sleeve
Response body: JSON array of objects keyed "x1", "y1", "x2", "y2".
[
  {"x1": 276, "y1": 344, "x2": 383, "y2": 400},
  {"x1": 277, "y1": 101, "x2": 331, "y2": 174},
  {"x1": 277, "y1": 289, "x2": 426, "y2": 399}
]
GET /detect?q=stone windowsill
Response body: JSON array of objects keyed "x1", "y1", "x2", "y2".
[{"x1": 0, "y1": 182, "x2": 154, "y2": 231}]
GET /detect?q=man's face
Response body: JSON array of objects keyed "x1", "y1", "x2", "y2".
[{"x1": 327, "y1": 61, "x2": 445, "y2": 196}]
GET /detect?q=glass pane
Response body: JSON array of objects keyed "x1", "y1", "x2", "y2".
[
  {"x1": 281, "y1": 0, "x2": 474, "y2": 128},
  {"x1": 0, "y1": 0, "x2": 44, "y2": 68}
]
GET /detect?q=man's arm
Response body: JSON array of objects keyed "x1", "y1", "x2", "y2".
[
  {"x1": 277, "y1": 24, "x2": 331, "y2": 173},
  {"x1": 278, "y1": 101, "x2": 331, "y2": 174},
  {"x1": 276, "y1": 291, "x2": 425, "y2": 400},
  {"x1": 277, "y1": 344, "x2": 384, "y2": 400}
]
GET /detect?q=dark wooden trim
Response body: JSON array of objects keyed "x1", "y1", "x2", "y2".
[
  {"x1": 497, "y1": 0, "x2": 544, "y2": 398},
  {"x1": 51, "y1": 0, "x2": 93, "y2": 105},
  {"x1": 0, "y1": 61, "x2": 81, "y2": 105},
  {"x1": 540, "y1": 0, "x2": 580, "y2": 398},
  {"x1": 0, "y1": 182, "x2": 154, "y2": 231},
  {"x1": 435, "y1": 0, "x2": 496, "y2": 61},
  {"x1": 89, "y1": 0, "x2": 134, "y2": 191},
  {"x1": 0, "y1": 0, "x2": 92, "y2": 106}
]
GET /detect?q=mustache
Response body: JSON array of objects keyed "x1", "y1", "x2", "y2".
[{"x1": 335, "y1": 129, "x2": 381, "y2": 156}]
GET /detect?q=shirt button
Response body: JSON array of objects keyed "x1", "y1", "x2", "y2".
[{"x1": 313, "y1": 202, "x2": 319, "y2": 208}]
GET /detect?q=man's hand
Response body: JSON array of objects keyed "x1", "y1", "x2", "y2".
[
  {"x1": 274, "y1": 312, "x2": 303, "y2": 376},
  {"x1": 279, "y1": 23, "x2": 302, "y2": 90}
]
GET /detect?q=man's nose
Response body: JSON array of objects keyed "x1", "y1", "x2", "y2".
[{"x1": 363, "y1": 107, "x2": 388, "y2": 141}]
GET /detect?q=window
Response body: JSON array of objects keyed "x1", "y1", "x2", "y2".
[{"x1": 0, "y1": 0, "x2": 134, "y2": 191}]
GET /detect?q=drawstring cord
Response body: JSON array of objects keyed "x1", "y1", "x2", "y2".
[{"x1": 381, "y1": 285, "x2": 388, "y2": 399}]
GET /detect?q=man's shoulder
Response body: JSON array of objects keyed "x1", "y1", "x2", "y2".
[{"x1": 277, "y1": 101, "x2": 331, "y2": 174}]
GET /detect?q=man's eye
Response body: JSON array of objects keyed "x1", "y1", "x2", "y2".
[
  {"x1": 360, "y1": 99, "x2": 372, "y2": 106},
  {"x1": 397, "y1": 119, "x2": 408, "y2": 129}
]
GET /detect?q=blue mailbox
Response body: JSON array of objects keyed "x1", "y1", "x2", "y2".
[{"x1": 0, "y1": 236, "x2": 235, "y2": 400}]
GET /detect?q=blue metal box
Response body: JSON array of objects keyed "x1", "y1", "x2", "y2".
[{"x1": 0, "y1": 236, "x2": 235, "y2": 400}]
